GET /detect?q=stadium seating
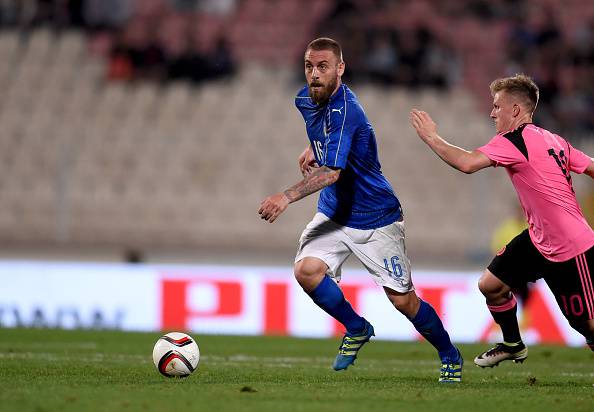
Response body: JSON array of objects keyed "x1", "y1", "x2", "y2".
[{"x1": 1, "y1": 25, "x2": 593, "y2": 264}]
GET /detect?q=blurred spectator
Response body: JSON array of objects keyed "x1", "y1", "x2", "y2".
[
  {"x1": 158, "y1": 12, "x2": 191, "y2": 80},
  {"x1": 107, "y1": 45, "x2": 134, "y2": 81},
  {"x1": 581, "y1": 184, "x2": 594, "y2": 229},
  {"x1": 105, "y1": 9, "x2": 237, "y2": 84},
  {"x1": 206, "y1": 34, "x2": 236, "y2": 80},
  {"x1": 197, "y1": 0, "x2": 237, "y2": 16},
  {"x1": 504, "y1": 6, "x2": 594, "y2": 140},
  {"x1": 421, "y1": 34, "x2": 461, "y2": 90},
  {"x1": 107, "y1": 15, "x2": 165, "y2": 81},
  {"x1": 365, "y1": 30, "x2": 398, "y2": 85},
  {"x1": 314, "y1": 0, "x2": 366, "y2": 83},
  {"x1": 66, "y1": 0, "x2": 85, "y2": 27},
  {"x1": 0, "y1": 0, "x2": 19, "y2": 26},
  {"x1": 171, "y1": 0, "x2": 198, "y2": 12},
  {"x1": 0, "y1": 0, "x2": 85, "y2": 28},
  {"x1": 324, "y1": 0, "x2": 358, "y2": 22},
  {"x1": 395, "y1": 28, "x2": 428, "y2": 88},
  {"x1": 490, "y1": 206, "x2": 528, "y2": 257},
  {"x1": 316, "y1": 2, "x2": 459, "y2": 90},
  {"x1": 30, "y1": 0, "x2": 64, "y2": 27},
  {"x1": 83, "y1": 0, "x2": 133, "y2": 30},
  {"x1": 0, "y1": 0, "x2": 592, "y2": 136},
  {"x1": 552, "y1": 64, "x2": 592, "y2": 134},
  {"x1": 123, "y1": 248, "x2": 144, "y2": 263}
]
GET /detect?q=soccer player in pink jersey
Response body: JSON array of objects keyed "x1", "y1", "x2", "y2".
[{"x1": 410, "y1": 74, "x2": 594, "y2": 367}]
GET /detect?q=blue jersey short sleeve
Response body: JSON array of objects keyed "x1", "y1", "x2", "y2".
[
  {"x1": 322, "y1": 91, "x2": 354, "y2": 169},
  {"x1": 295, "y1": 84, "x2": 402, "y2": 230}
]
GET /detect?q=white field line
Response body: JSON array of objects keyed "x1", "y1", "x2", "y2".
[
  {"x1": 0, "y1": 352, "x2": 437, "y2": 370},
  {"x1": 560, "y1": 372, "x2": 594, "y2": 378},
  {"x1": 0, "y1": 352, "x2": 150, "y2": 363},
  {"x1": 1, "y1": 352, "x2": 591, "y2": 377},
  {"x1": 0, "y1": 342, "x2": 98, "y2": 350}
]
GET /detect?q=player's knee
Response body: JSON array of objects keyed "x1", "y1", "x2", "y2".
[
  {"x1": 294, "y1": 260, "x2": 320, "y2": 280},
  {"x1": 293, "y1": 265, "x2": 309, "y2": 284},
  {"x1": 477, "y1": 276, "x2": 491, "y2": 296},
  {"x1": 478, "y1": 271, "x2": 507, "y2": 299},
  {"x1": 294, "y1": 259, "x2": 327, "y2": 290}
]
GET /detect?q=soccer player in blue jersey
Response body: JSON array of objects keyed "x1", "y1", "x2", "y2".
[{"x1": 258, "y1": 38, "x2": 462, "y2": 382}]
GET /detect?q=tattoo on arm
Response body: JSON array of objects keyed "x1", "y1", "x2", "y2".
[{"x1": 283, "y1": 166, "x2": 339, "y2": 203}]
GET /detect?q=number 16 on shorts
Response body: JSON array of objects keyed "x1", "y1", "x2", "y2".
[{"x1": 384, "y1": 256, "x2": 404, "y2": 281}]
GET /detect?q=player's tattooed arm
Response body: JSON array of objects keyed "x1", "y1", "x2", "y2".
[
  {"x1": 284, "y1": 166, "x2": 340, "y2": 203},
  {"x1": 259, "y1": 166, "x2": 339, "y2": 223}
]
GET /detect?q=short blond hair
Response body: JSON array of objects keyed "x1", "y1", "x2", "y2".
[{"x1": 490, "y1": 74, "x2": 539, "y2": 114}]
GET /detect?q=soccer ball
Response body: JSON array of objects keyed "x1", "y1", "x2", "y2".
[{"x1": 152, "y1": 332, "x2": 200, "y2": 377}]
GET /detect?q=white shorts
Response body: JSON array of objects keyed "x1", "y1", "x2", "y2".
[{"x1": 295, "y1": 212, "x2": 414, "y2": 293}]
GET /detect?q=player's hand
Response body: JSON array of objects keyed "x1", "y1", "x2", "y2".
[
  {"x1": 298, "y1": 146, "x2": 319, "y2": 177},
  {"x1": 410, "y1": 109, "x2": 438, "y2": 142},
  {"x1": 258, "y1": 193, "x2": 290, "y2": 223}
]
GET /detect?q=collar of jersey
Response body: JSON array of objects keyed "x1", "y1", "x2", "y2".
[{"x1": 497, "y1": 122, "x2": 533, "y2": 136}]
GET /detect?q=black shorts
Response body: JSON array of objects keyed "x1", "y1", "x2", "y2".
[{"x1": 488, "y1": 229, "x2": 594, "y2": 321}]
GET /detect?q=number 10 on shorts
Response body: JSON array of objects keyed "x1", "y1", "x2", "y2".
[{"x1": 384, "y1": 256, "x2": 403, "y2": 279}]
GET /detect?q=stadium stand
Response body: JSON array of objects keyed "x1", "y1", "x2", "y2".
[
  {"x1": 0, "y1": 29, "x2": 504, "y2": 261},
  {"x1": 0, "y1": 0, "x2": 593, "y2": 265}
]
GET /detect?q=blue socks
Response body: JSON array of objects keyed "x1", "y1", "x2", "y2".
[
  {"x1": 308, "y1": 277, "x2": 457, "y2": 360},
  {"x1": 410, "y1": 299, "x2": 459, "y2": 361},
  {"x1": 308, "y1": 275, "x2": 366, "y2": 334}
]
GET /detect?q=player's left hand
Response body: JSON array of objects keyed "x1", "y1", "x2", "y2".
[
  {"x1": 298, "y1": 146, "x2": 319, "y2": 177},
  {"x1": 258, "y1": 193, "x2": 290, "y2": 223},
  {"x1": 410, "y1": 109, "x2": 437, "y2": 142}
]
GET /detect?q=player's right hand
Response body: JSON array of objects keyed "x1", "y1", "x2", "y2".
[
  {"x1": 298, "y1": 146, "x2": 319, "y2": 177},
  {"x1": 410, "y1": 109, "x2": 438, "y2": 142}
]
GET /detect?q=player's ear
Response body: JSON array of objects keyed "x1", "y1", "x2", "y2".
[
  {"x1": 512, "y1": 103, "x2": 520, "y2": 117},
  {"x1": 337, "y1": 61, "x2": 345, "y2": 77}
]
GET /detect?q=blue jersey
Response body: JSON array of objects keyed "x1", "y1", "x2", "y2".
[{"x1": 295, "y1": 84, "x2": 402, "y2": 229}]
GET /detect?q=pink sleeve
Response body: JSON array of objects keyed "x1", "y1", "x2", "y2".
[
  {"x1": 477, "y1": 134, "x2": 524, "y2": 167},
  {"x1": 569, "y1": 143, "x2": 593, "y2": 174}
]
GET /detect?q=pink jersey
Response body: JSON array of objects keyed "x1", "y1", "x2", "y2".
[{"x1": 478, "y1": 123, "x2": 594, "y2": 262}]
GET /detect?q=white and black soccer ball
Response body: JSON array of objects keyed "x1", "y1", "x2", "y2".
[{"x1": 152, "y1": 332, "x2": 200, "y2": 377}]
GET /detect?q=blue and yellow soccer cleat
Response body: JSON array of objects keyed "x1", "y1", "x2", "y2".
[
  {"x1": 332, "y1": 321, "x2": 375, "y2": 371},
  {"x1": 439, "y1": 348, "x2": 463, "y2": 383}
]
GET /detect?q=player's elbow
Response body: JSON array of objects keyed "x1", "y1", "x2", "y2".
[
  {"x1": 457, "y1": 152, "x2": 489, "y2": 174},
  {"x1": 458, "y1": 162, "x2": 478, "y2": 174}
]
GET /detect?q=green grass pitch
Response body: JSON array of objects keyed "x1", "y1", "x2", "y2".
[{"x1": 0, "y1": 328, "x2": 592, "y2": 412}]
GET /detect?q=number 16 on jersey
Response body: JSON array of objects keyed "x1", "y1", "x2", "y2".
[{"x1": 313, "y1": 140, "x2": 324, "y2": 161}]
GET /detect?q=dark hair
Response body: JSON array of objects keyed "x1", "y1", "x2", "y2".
[
  {"x1": 305, "y1": 37, "x2": 343, "y2": 62},
  {"x1": 490, "y1": 74, "x2": 539, "y2": 114}
]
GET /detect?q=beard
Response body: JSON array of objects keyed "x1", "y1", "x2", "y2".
[{"x1": 308, "y1": 77, "x2": 338, "y2": 105}]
